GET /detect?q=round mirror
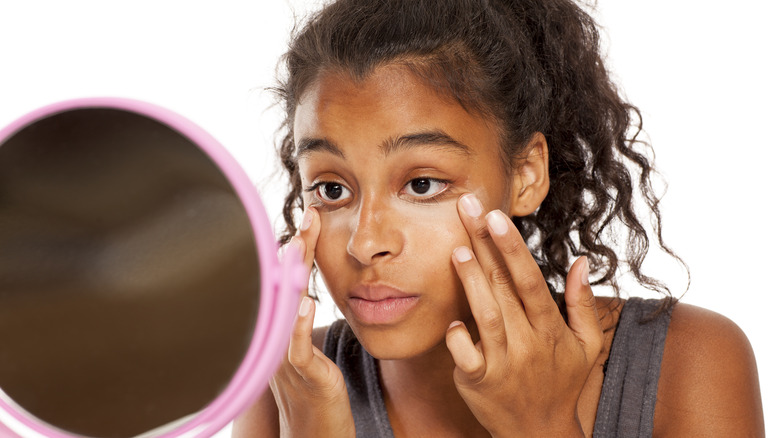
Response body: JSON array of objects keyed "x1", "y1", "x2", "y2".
[{"x1": 0, "y1": 98, "x2": 305, "y2": 438}]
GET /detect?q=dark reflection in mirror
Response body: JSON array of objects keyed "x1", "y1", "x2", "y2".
[{"x1": 0, "y1": 108, "x2": 260, "y2": 437}]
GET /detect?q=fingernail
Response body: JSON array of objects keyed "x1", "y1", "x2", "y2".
[
  {"x1": 454, "y1": 246, "x2": 472, "y2": 263},
  {"x1": 580, "y1": 257, "x2": 590, "y2": 286},
  {"x1": 299, "y1": 208, "x2": 313, "y2": 231},
  {"x1": 448, "y1": 320, "x2": 464, "y2": 330},
  {"x1": 298, "y1": 296, "x2": 313, "y2": 317},
  {"x1": 486, "y1": 210, "x2": 509, "y2": 236},
  {"x1": 288, "y1": 236, "x2": 304, "y2": 258},
  {"x1": 460, "y1": 194, "x2": 483, "y2": 218}
]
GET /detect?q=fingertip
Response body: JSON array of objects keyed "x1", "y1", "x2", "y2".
[
  {"x1": 289, "y1": 297, "x2": 316, "y2": 367},
  {"x1": 445, "y1": 322, "x2": 485, "y2": 381},
  {"x1": 485, "y1": 210, "x2": 509, "y2": 236},
  {"x1": 565, "y1": 258, "x2": 603, "y2": 352},
  {"x1": 299, "y1": 207, "x2": 314, "y2": 232},
  {"x1": 292, "y1": 235, "x2": 306, "y2": 255},
  {"x1": 445, "y1": 321, "x2": 467, "y2": 353},
  {"x1": 447, "y1": 320, "x2": 465, "y2": 332},
  {"x1": 458, "y1": 193, "x2": 483, "y2": 218},
  {"x1": 579, "y1": 256, "x2": 590, "y2": 287},
  {"x1": 445, "y1": 320, "x2": 468, "y2": 342},
  {"x1": 452, "y1": 246, "x2": 473, "y2": 264},
  {"x1": 292, "y1": 297, "x2": 315, "y2": 339},
  {"x1": 300, "y1": 206, "x2": 321, "y2": 235},
  {"x1": 565, "y1": 257, "x2": 592, "y2": 299},
  {"x1": 298, "y1": 295, "x2": 314, "y2": 318},
  {"x1": 565, "y1": 257, "x2": 599, "y2": 319},
  {"x1": 298, "y1": 208, "x2": 321, "y2": 265}
]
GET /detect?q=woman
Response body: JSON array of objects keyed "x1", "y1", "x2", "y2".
[{"x1": 234, "y1": 0, "x2": 764, "y2": 436}]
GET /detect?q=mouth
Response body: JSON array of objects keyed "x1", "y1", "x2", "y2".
[{"x1": 347, "y1": 284, "x2": 420, "y2": 325}]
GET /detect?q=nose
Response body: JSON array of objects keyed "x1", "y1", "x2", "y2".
[{"x1": 346, "y1": 196, "x2": 402, "y2": 266}]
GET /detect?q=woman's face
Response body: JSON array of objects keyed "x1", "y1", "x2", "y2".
[{"x1": 294, "y1": 64, "x2": 511, "y2": 359}]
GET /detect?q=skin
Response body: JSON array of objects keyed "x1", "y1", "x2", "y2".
[
  {"x1": 294, "y1": 65, "x2": 518, "y2": 361},
  {"x1": 233, "y1": 65, "x2": 764, "y2": 437}
]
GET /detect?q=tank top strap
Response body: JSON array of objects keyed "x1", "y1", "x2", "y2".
[
  {"x1": 323, "y1": 320, "x2": 395, "y2": 438},
  {"x1": 593, "y1": 297, "x2": 673, "y2": 437}
]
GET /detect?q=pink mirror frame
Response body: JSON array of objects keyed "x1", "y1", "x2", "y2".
[{"x1": 0, "y1": 98, "x2": 308, "y2": 438}]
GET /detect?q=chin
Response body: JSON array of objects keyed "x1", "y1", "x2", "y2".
[{"x1": 347, "y1": 316, "x2": 446, "y2": 360}]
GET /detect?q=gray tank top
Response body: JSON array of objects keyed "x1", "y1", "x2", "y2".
[{"x1": 323, "y1": 297, "x2": 672, "y2": 437}]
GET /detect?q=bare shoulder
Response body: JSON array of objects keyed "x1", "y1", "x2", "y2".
[
  {"x1": 231, "y1": 323, "x2": 334, "y2": 438},
  {"x1": 653, "y1": 302, "x2": 764, "y2": 437}
]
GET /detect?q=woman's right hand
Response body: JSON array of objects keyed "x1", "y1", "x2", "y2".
[{"x1": 269, "y1": 207, "x2": 356, "y2": 438}]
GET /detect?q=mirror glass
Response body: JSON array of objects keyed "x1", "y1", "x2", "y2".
[{"x1": 0, "y1": 107, "x2": 260, "y2": 437}]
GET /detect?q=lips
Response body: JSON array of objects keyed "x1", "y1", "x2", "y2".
[{"x1": 347, "y1": 284, "x2": 420, "y2": 325}]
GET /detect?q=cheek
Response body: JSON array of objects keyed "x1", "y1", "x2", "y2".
[
  {"x1": 408, "y1": 206, "x2": 473, "y2": 317},
  {"x1": 398, "y1": 203, "x2": 470, "y2": 277},
  {"x1": 405, "y1": 202, "x2": 469, "y2": 244}
]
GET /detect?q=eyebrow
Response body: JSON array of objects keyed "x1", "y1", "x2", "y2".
[
  {"x1": 296, "y1": 138, "x2": 346, "y2": 159},
  {"x1": 382, "y1": 130, "x2": 473, "y2": 157},
  {"x1": 296, "y1": 129, "x2": 472, "y2": 159}
]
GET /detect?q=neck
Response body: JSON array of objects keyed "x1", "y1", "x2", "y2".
[
  {"x1": 378, "y1": 339, "x2": 458, "y2": 401},
  {"x1": 377, "y1": 322, "x2": 490, "y2": 437}
]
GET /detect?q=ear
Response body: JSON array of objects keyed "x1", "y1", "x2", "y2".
[{"x1": 509, "y1": 132, "x2": 549, "y2": 217}]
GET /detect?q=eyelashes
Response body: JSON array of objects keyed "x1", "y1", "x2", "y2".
[{"x1": 304, "y1": 177, "x2": 452, "y2": 207}]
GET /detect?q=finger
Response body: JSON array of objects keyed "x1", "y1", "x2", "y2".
[
  {"x1": 452, "y1": 246, "x2": 509, "y2": 355},
  {"x1": 484, "y1": 209, "x2": 560, "y2": 327},
  {"x1": 286, "y1": 207, "x2": 321, "y2": 298},
  {"x1": 287, "y1": 296, "x2": 320, "y2": 377},
  {"x1": 445, "y1": 321, "x2": 486, "y2": 384},
  {"x1": 457, "y1": 194, "x2": 522, "y2": 312},
  {"x1": 564, "y1": 257, "x2": 604, "y2": 361},
  {"x1": 298, "y1": 206, "x2": 321, "y2": 271}
]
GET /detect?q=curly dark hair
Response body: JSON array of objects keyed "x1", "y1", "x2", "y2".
[{"x1": 272, "y1": 0, "x2": 687, "y2": 314}]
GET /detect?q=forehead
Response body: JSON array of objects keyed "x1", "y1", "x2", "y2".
[{"x1": 293, "y1": 64, "x2": 502, "y2": 158}]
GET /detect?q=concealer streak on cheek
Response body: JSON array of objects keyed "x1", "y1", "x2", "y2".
[{"x1": 395, "y1": 200, "x2": 469, "y2": 298}]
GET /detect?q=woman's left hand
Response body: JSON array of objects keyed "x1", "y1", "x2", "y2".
[{"x1": 445, "y1": 193, "x2": 604, "y2": 438}]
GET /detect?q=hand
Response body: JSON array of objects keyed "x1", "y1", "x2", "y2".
[
  {"x1": 445, "y1": 194, "x2": 604, "y2": 438},
  {"x1": 269, "y1": 207, "x2": 356, "y2": 438}
]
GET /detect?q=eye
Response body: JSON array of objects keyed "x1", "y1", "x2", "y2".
[
  {"x1": 315, "y1": 182, "x2": 351, "y2": 203},
  {"x1": 402, "y1": 178, "x2": 448, "y2": 198}
]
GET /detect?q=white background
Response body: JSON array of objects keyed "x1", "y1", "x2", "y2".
[{"x1": 0, "y1": 1, "x2": 777, "y2": 436}]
